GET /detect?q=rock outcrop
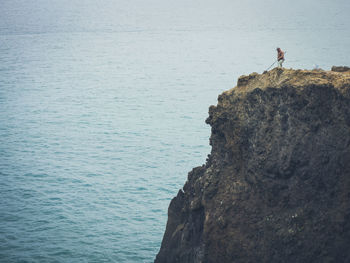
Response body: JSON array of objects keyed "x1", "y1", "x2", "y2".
[{"x1": 155, "y1": 67, "x2": 350, "y2": 263}]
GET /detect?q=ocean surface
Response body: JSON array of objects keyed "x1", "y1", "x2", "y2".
[{"x1": 0, "y1": 0, "x2": 349, "y2": 262}]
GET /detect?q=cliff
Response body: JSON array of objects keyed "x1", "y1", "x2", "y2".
[{"x1": 155, "y1": 67, "x2": 350, "y2": 263}]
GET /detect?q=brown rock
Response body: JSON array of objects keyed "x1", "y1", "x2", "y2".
[
  {"x1": 155, "y1": 68, "x2": 350, "y2": 263},
  {"x1": 331, "y1": 66, "x2": 350, "y2": 72}
]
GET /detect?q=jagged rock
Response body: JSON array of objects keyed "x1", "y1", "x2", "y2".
[
  {"x1": 331, "y1": 66, "x2": 350, "y2": 72},
  {"x1": 155, "y1": 67, "x2": 350, "y2": 263}
]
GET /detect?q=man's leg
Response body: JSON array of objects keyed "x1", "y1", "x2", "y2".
[{"x1": 280, "y1": 59, "x2": 285, "y2": 68}]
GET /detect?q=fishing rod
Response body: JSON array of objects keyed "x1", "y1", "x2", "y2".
[{"x1": 266, "y1": 60, "x2": 277, "y2": 71}]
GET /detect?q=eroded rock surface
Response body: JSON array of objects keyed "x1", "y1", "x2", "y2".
[{"x1": 155, "y1": 67, "x2": 350, "y2": 263}]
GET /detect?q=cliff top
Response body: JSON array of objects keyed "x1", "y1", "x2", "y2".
[{"x1": 226, "y1": 66, "x2": 350, "y2": 98}]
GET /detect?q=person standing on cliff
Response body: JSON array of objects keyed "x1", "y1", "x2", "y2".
[{"x1": 277, "y1": 47, "x2": 285, "y2": 68}]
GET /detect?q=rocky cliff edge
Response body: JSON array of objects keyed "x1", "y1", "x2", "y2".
[{"x1": 155, "y1": 67, "x2": 350, "y2": 263}]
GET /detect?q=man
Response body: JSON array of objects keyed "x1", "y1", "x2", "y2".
[{"x1": 276, "y1": 47, "x2": 285, "y2": 68}]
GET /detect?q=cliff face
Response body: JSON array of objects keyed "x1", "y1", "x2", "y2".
[{"x1": 155, "y1": 67, "x2": 350, "y2": 263}]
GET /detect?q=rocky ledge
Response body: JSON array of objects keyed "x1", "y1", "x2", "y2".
[{"x1": 155, "y1": 67, "x2": 350, "y2": 263}]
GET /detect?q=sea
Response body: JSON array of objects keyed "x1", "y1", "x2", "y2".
[{"x1": 0, "y1": 0, "x2": 349, "y2": 262}]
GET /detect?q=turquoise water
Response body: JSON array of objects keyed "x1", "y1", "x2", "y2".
[{"x1": 1, "y1": 0, "x2": 349, "y2": 262}]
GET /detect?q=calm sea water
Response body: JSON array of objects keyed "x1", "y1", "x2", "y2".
[{"x1": 1, "y1": 0, "x2": 349, "y2": 262}]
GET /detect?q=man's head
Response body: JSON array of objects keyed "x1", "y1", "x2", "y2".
[{"x1": 276, "y1": 47, "x2": 281, "y2": 51}]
